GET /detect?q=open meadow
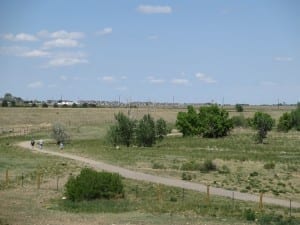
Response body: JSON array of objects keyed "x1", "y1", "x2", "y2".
[{"x1": 0, "y1": 106, "x2": 300, "y2": 225}]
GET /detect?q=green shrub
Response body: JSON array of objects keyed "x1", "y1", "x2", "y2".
[
  {"x1": 181, "y1": 161, "x2": 200, "y2": 171},
  {"x1": 235, "y1": 104, "x2": 244, "y2": 112},
  {"x1": 244, "y1": 208, "x2": 256, "y2": 221},
  {"x1": 181, "y1": 172, "x2": 192, "y2": 181},
  {"x1": 257, "y1": 212, "x2": 300, "y2": 225},
  {"x1": 249, "y1": 171, "x2": 259, "y2": 177},
  {"x1": 65, "y1": 168, "x2": 124, "y2": 201},
  {"x1": 264, "y1": 162, "x2": 275, "y2": 169},
  {"x1": 218, "y1": 165, "x2": 231, "y2": 174},
  {"x1": 200, "y1": 159, "x2": 217, "y2": 173},
  {"x1": 152, "y1": 162, "x2": 166, "y2": 169}
]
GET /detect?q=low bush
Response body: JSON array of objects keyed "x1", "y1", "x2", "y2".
[
  {"x1": 181, "y1": 161, "x2": 200, "y2": 171},
  {"x1": 181, "y1": 172, "x2": 192, "y2": 181},
  {"x1": 65, "y1": 168, "x2": 124, "y2": 201},
  {"x1": 264, "y1": 162, "x2": 275, "y2": 169},
  {"x1": 200, "y1": 159, "x2": 217, "y2": 173},
  {"x1": 244, "y1": 208, "x2": 256, "y2": 221}
]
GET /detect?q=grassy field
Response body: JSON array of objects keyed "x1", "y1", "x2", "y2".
[{"x1": 0, "y1": 106, "x2": 300, "y2": 225}]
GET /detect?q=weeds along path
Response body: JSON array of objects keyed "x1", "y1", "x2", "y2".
[{"x1": 18, "y1": 141, "x2": 300, "y2": 209}]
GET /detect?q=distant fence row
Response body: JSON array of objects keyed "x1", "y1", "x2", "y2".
[{"x1": 0, "y1": 125, "x2": 52, "y2": 137}]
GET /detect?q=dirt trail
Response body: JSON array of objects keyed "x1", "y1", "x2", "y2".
[{"x1": 18, "y1": 141, "x2": 300, "y2": 209}]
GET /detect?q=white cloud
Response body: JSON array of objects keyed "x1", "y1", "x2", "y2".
[
  {"x1": 47, "y1": 57, "x2": 88, "y2": 67},
  {"x1": 97, "y1": 28, "x2": 113, "y2": 36},
  {"x1": 195, "y1": 73, "x2": 217, "y2": 83},
  {"x1": 274, "y1": 57, "x2": 293, "y2": 62},
  {"x1": 43, "y1": 38, "x2": 80, "y2": 49},
  {"x1": 137, "y1": 5, "x2": 172, "y2": 14},
  {"x1": 148, "y1": 76, "x2": 165, "y2": 84},
  {"x1": 171, "y1": 78, "x2": 189, "y2": 85},
  {"x1": 37, "y1": 30, "x2": 84, "y2": 39},
  {"x1": 2, "y1": 33, "x2": 38, "y2": 41},
  {"x1": 21, "y1": 49, "x2": 50, "y2": 57},
  {"x1": 120, "y1": 76, "x2": 127, "y2": 80},
  {"x1": 27, "y1": 81, "x2": 43, "y2": 88},
  {"x1": 101, "y1": 76, "x2": 115, "y2": 82}
]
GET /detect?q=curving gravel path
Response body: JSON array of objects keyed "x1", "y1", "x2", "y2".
[{"x1": 18, "y1": 141, "x2": 300, "y2": 209}]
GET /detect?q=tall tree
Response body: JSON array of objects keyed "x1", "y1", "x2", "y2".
[
  {"x1": 136, "y1": 114, "x2": 156, "y2": 147},
  {"x1": 251, "y1": 112, "x2": 275, "y2": 143}
]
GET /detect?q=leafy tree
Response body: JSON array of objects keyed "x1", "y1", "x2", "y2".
[
  {"x1": 3, "y1": 93, "x2": 13, "y2": 102},
  {"x1": 277, "y1": 112, "x2": 293, "y2": 132},
  {"x1": 235, "y1": 104, "x2": 244, "y2": 112},
  {"x1": 176, "y1": 105, "x2": 233, "y2": 138},
  {"x1": 136, "y1": 114, "x2": 156, "y2": 147},
  {"x1": 52, "y1": 123, "x2": 70, "y2": 144},
  {"x1": 156, "y1": 118, "x2": 168, "y2": 140},
  {"x1": 176, "y1": 105, "x2": 200, "y2": 136},
  {"x1": 198, "y1": 105, "x2": 233, "y2": 138},
  {"x1": 291, "y1": 106, "x2": 300, "y2": 131},
  {"x1": 107, "y1": 112, "x2": 135, "y2": 147},
  {"x1": 250, "y1": 112, "x2": 275, "y2": 143},
  {"x1": 1, "y1": 100, "x2": 8, "y2": 107},
  {"x1": 42, "y1": 102, "x2": 48, "y2": 108}
]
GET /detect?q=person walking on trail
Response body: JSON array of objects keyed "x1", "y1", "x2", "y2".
[
  {"x1": 38, "y1": 139, "x2": 43, "y2": 149},
  {"x1": 60, "y1": 142, "x2": 64, "y2": 150},
  {"x1": 30, "y1": 139, "x2": 35, "y2": 149}
]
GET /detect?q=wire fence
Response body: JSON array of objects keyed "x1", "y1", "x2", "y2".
[{"x1": 0, "y1": 168, "x2": 295, "y2": 218}]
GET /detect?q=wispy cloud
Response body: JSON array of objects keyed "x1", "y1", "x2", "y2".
[
  {"x1": 46, "y1": 57, "x2": 88, "y2": 67},
  {"x1": 21, "y1": 49, "x2": 50, "y2": 57},
  {"x1": 274, "y1": 56, "x2": 293, "y2": 62},
  {"x1": 97, "y1": 27, "x2": 113, "y2": 36},
  {"x1": 37, "y1": 30, "x2": 85, "y2": 39},
  {"x1": 101, "y1": 76, "x2": 115, "y2": 82},
  {"x1": 27, "y1": 81, "x2": 43, "y2": 88},
  {"x1": 195, "y1": 73, "x2": 217, "y2": 83},
  {"x1": 147, "y1": 76, "x2": 165, "y2": 84},
  {"x1": 43, "y1": 38, "x2": 80, "y2": 49},
  {"x1": 171, "y1": 78, "x2": 189, "y2": 85},
  {"x1": 137, "y1": 5, "x2": 172, "y2": 14},
  {"x1": 0, "y1": 46, "x2": 28, "y2": 56},
  {"x1": 2, "y1": 33, "x2": 38, "y2": 42}
]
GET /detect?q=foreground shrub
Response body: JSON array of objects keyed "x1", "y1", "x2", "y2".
[
  {"x1": 200, "y1": 159, "x2": 217, "y2": 172},
  {"x1": 65, "y1": 168, "x2": 124, "y2": 201}
]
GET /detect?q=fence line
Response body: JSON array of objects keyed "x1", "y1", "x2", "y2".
[{"x1": 0, "y1": 168, "x2": 296, "y2": 217}]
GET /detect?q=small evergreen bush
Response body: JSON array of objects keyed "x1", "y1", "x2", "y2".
[{"x1": 65, "y1": 168, "x2": 124, "y2": 201}]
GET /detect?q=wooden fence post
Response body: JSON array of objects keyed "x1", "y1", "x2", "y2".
[
  {"x1": 259, "y1": 192, "x2": 263, "y2": 210},
  {"x1": 5, "y1": 169, "x2": 9, "y2": 186},
  {"x1": 206, "y1": 184, "x2": 210, "y2": 204},
  {"x1": 37, "y1": 172, "x2": 41, "y2": 189}
]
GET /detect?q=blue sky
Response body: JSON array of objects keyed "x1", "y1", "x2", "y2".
[{"x1": 0, "y1": 0, "x2": 299, "y2": 104}]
